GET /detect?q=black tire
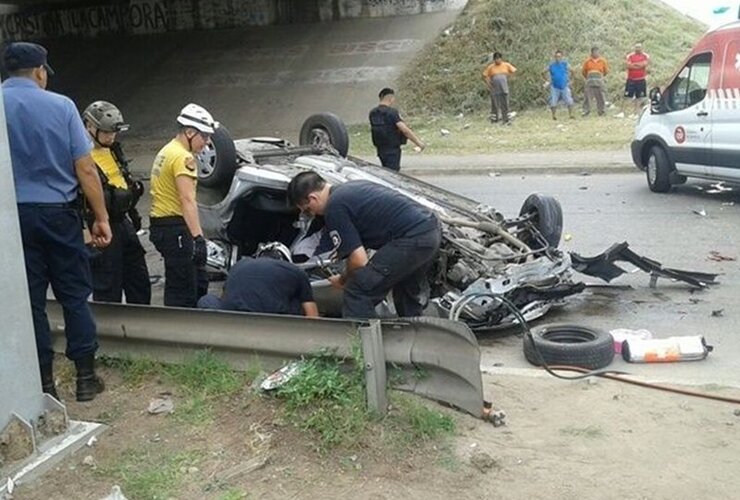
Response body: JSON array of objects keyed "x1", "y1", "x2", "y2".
[
  {"x1": 523, "y1": 323, "x2": 614, "y2": 370},
  {"x1": 299, "y1": 113, "x2": 350, "y2": 157},
  {"x1": 646, "y1": 146, "x2": 672, "y2": 193},
  {"x1": 518, "y1": 193, "x2": 563, "y2": 249},
  {"x1": 197, "y1": 126, "x2": 238, "y2": 189}
]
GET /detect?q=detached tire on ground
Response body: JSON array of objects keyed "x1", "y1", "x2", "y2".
[
  {"x1": 518, "y1": 193, "x2": 563, "y2": 250},
  {"x1": 197, "y1": 125, "x2": 238, "y2": 189},
  {"x1": 299, "y1": 112, "x2": 350, "y2": 157},
  {"x1": 523, "y1": 323, "x2": 614, "y2": 370},
  {"x1": 646, "y1": 145, "x2": 672, "y2": 193}
]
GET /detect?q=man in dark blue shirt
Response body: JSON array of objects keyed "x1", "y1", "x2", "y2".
[
  {"x1": 543, "y1": 50, "x2": 575, "y2": 120},
  {"x1": 197, "y1": 245, "x2": 318, "y2": 317},
  {"x1": 368, "y1": 88, "x2": 425, "y2": 171},
  {"x1": 287, "y1": 172, "x2": 441, "y2": 319},
  {"x1": 3, "y1": 42, "x2": 111, "y2": 402}
]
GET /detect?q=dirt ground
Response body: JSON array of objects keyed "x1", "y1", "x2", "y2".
[{"x1": 12, "y1": 360, "x2": 740, "y2": 500}]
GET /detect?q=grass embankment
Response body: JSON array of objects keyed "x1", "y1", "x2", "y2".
[
  {"x1": 396, "y1": 0, "x2": 705, "y2": 115},
  {"x1": 348, "y1": 108, "x2": 636, "y2": 156}
]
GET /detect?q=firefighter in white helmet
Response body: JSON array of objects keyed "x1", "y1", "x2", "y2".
[{"x1": 149, "y1": 103, "x2": 218, "y2": 307}]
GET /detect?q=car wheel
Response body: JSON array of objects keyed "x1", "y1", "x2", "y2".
[
  {"x1": 646, "y1": 146, "x2": 672, "y2": 193},
  {"x1": 299, "y1": 113, "x2": 350, "y2": 157},
  {"x1": 523, "y1": 323, "x2": 614, "y2": 370},
  {"x1": 518, "y1": 193, "x2": 563, "y2": 250},
  {"x1": 197, "y1": 125, "x2": 238, "y2": 189}
]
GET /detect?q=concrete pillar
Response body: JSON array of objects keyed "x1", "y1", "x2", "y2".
[{"x1": 0, "y1": 84, "x2": 45, "y2": 431}]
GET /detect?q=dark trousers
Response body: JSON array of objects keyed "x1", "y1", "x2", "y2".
[
  {"x1": 18, "y1": 204, "x2": 98, "y2": 366},
  {"x1": 377, "y1": 148, "x2": 402, "y2": 171},
  {"x1": 490, "y1": 92, "x2": 510, "y2": 122},
  {"x1": 91, "y1": 218, "x2": 151, "y2": 304},
  {"x1": 343, "y1": 224, "x2": 441, "y2": 319},
  {"x1": 149, "y1": 219, "x2": 208, "y2": 307}
]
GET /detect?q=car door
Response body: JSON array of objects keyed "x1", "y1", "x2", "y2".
[
  {"x1": 661, "y1": 52, "x2": 713, "y2": 177},
  {"x1": 707, "y1": 36, "x2": 740, "y2": 181}
]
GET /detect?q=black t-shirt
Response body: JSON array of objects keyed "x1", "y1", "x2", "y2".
[
  {"x1": 222, "y1": 258, "x2": 313, "y2": 315},
  {"x1": 325, "y1": 181, "x2": 437, "y2": 258},
  {"x1": 369, "y1": 105, "x2": 407, "y2": 150}
]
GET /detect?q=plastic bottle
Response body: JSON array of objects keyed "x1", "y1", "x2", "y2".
[{"x1": 622, "y1": 336, "x2": 713, "y2": 363}]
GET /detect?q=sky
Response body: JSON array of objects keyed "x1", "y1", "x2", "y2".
[{"x1": 660, "y1": 0, "x2": 739, "y2": 26}]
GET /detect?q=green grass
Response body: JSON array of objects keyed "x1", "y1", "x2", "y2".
[
  {"x1": 348, "y1": 108, "x2": 635, "y2": 156},
  {"x1": 397, "y1": 0, "x2": 704, "y2": 115},
  {"x1": 100, "y1": 449, "x2": 201, "y2": 500},
  {"x1": 218, "y1": 489, "x2": 249, "y2": 500},
  {"x1": 276, "y1": 349, "x2": 455, "y2": 451},
  {"x1": 559, "y1": 425, "x2": 606, "y2": 439}
]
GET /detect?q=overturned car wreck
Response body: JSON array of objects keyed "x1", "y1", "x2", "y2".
[{"x1": 197, "y1": 114, "x2": 718, "y2": 331}]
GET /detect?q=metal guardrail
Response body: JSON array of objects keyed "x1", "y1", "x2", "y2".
[{"x1": 48, "y1": 301, "x2": 486, "y2": 418}]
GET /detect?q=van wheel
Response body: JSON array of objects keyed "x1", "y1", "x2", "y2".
[
  {"x1": 197, "y1": 126, "x2": 238, "y2": 189},
  {"x1": 646, "y1": 146, "x2": 672, "y2": 193},
  {"x1": 299, "y1": 113, "x2": 350, "y2": 157},
  {"x1": 519, "y1": 193, "x2": 563, "y2": 250}
]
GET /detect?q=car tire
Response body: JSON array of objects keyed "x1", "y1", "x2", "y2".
[
  {"x1": 197, "y1": 126, "x2": 238, "y2": 189},
  {"x1": 523, "y1": 323, "x2": 614, "y2": 370},
  {"x1": 646, "y1": 146, "x2": 672, "y2": 193},
  {"x1": 518, "y1": 193, "x2": 563, "y2": 249},
  {"x1": 299, "y1": 113, "x2": 350, "y2": 157}
]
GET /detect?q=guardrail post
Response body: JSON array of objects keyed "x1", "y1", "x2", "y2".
[{"x1": 359, "y1": 319, "x2": 387, "y2": 415}]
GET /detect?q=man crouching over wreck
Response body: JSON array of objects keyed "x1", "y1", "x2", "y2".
[{"x1": 287, "y1": 172, "x2": 441, "y2": 319}]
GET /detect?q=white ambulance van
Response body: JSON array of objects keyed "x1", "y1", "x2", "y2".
[{"x1": 631, "y1": 21, "x2": 740, "y2": 192}]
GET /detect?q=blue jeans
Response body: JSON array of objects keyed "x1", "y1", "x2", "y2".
[
  {"x1": 549, "y1": 86, "x2": 574, "y2": 107},
  {"x1": 17, "y1": 204, "x2": 98, "y2": 366}
]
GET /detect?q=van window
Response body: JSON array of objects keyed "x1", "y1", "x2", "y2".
[{"x1": 665, "y1": 52, "x2": 712, "y2": 112}]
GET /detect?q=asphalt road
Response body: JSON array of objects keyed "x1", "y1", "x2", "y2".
[{"x1": 419, "y1": 171, "x2": 740, "y2": 389}]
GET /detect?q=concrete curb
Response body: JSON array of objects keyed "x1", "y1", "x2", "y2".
[{"x1": 403, "y1": 164, "x2": 638, "y2": 177}]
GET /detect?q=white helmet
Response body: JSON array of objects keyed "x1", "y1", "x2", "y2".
[
  {"x1": 256, "y1": 242, "x2": 292, "y2": 263},
  {"x1": 176, "y1": 103, "x2": 219, "y2": 134}
]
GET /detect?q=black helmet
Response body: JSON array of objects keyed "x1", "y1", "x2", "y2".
[{"x1": 83, "y1": 101, "x2": 129, "y2": 133}]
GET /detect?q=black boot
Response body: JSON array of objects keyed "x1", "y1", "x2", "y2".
[
  {"x1": 74, "y1": 355, "x2": 105, "y2": 402},
  {"x1": 40, "y1": 363, "x2": 59, "y2": 400}
]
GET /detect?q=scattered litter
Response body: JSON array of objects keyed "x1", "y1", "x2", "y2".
[
  {"x1": 187, "y1": 466, "x2": 199, "y2": 474},
  {"x1": 455, "y1": 112, "x2": 464, "y2": 119},
  {"x1": 706, "y1": 182, "x2": 732, "y2": 194},
  {"x1": 708, "y1": 251, "x2": 736, "y2": 262},
  {"x1": 722, "y1": 202, "x2": 735, "y2": 206},
  {"x1": 487, "y1": 172, "x2": 501, "y2": 177},
  {"x1": 556, "y1": 124, "x2": 565, "y2": 129},
  {"x1": 692, "y1": 207, "x2": 707, "y2": 217},
  {"x1": 6, "y1": 477, "x2": 14, "y2": 495},
  {"x1": 579, "y1": 172, "x2": 591, "y2": 176},
  {"x1": 622, "y1": 336, "x2": 713, "y2": 363},
  {"x1": 136, "y1": 229, "x2": 148, "y2": 237},
  {"x1": 508, "y1": 111, "x2": 517, "y2": 119},
  {"x1": 100, "y1": 485, "x2": 128, "y2": 500},
  {"x1": 147, "y1": 394, "x2": 174, "y2": 415},
  {"x1": 462, "y1": 122, "x2": 471, "y2": 129},
  {"x1": 578, "y1": 186, "x2": 588, "y2": 190},
  {"x1": 261, "y1": 361, "x2": 305, "y2": 391},
  {"x1": 442, "y1": 27, "x2": 452, "y2": 36},
  {"x1": 734, "y1": 409, "x2": 740, "y2": 417},
  {"x1": 82, "y1": 455, "x2": 96, "y2": 468},
  {"x1": 440, "y1": 128, "x2": 451, "y2": 136},
  {"x1": 215, "y1": 456, "x2": 268, "y2": 482},
  {"x1": 694, "y1": 186, "x2": 704, "y2": 191},
  {"x1": 470, "y1": 450, "x2": 499, "y2": 473},
  {"x1": 614, "y1": 112, "x2": 625, "y2": 119},
  {"x1": 563, "y1": 233, "x2": 573, "y2": 242},
  {"x1": 87, "y1": 436, "x2": 98, "y2": 447},
  {"x1": 689, "y1": 297, "x2": 702, "y2": 304},
  {"x1": 149, "y1": 274, "x2": 163, "y2": 285},
  {"x1": 711, "y1": 309, "x2": 724, "y2": 317},
  {"x1": 610, "y1": 328, "x2": 653, "y2": 354}
]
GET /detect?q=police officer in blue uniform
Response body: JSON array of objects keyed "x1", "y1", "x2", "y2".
[
  {"x1": 197, "y1": 243, "x2": 319, "y2": 317},
  {"x1": 287, "y1": 172, "x2": 440, "y2": 319},
  {"x1": 3, "y1": 42, "x2": 111, "y2": 402},
  {"x1": 368, "y1": 88, "x2": 425, "y2": 171}
]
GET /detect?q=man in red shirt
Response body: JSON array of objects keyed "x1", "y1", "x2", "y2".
[{"x1": 624, "y1": 43, "x2": 650, "y2": 116}]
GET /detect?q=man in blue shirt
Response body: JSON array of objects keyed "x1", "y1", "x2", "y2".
[
  {"x1": 2, "y1": 42, "x2": 111, "y2": 402},
  {"x1": 543, "y1": 50, "x2": 575, "y2": 120},
  {"x1": 287, "y1": 172, "x2": 441, "y2": 319},
  {"x1": 197, "y1": 243, "x2": 319, "y2": 317}
]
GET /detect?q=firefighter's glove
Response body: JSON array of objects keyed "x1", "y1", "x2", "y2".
[{"x1": 193, "y1": 235, "x2": 208, "y2": 267}]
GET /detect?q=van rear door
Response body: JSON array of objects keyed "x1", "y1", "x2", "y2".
[{"x1": 707, "y1": 35, "x2": 740, "y2": 181}]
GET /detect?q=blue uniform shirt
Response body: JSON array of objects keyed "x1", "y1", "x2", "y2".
[
  {"x1": 548, "y1": 61, "x2": 570, "y2": 90},
  {"x1": 221, "y1": 258, "x2": 313, "y2": 315},
  {"x1": 325, "y1": 180, "x2": 437, "y2": 258},
  {"x1": 3, "y1": 77, "x2": 92, "y2": 203}
]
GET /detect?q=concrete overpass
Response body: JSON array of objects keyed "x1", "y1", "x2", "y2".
[{"x1": 0, "y1": 0, "x2": 465, "y2": 143}]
